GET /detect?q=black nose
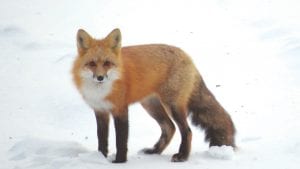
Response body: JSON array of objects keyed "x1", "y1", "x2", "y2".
[{"x1": 97, "y1": 76, "x2": 104, "y2": 81}]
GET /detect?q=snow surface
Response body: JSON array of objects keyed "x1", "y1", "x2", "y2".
[{"x1": 1, "y1": 0, "x2": 300, "y2": 169}]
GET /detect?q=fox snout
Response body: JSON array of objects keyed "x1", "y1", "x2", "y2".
[
  {"x1": 80, "y1": 67, "x2": 119, "y2": 84},
  {"x1": 96, "y1": 75, "x2": 104, "y2": 82},
  {"x1": 93, "y1": 74, "x2": 107, "y2": 83}
]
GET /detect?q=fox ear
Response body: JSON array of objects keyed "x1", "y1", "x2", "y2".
[
  {"x1": 105, "y1": 28, "x2": 122, "y2": 53},
  {"x1": 77, "y1": 29, "x2": 92, "y2": 51}
]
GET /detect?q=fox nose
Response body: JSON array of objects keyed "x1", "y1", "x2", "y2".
[{"x1": 97, "y1": 76, "x2": 104, "y2": 82}]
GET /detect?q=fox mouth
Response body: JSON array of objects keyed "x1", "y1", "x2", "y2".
[{"x1": 94, "y1": 80, "x2": 104, "y2": 84}]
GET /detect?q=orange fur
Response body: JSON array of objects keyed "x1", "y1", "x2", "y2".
[{"x1": 72, "y1": 29, "x2": 197, "y2": 116}]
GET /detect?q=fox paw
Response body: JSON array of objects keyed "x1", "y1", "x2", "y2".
[
  {"x1": 171, "y1": 153, "x2": 188, "y2": 162},
  {"x1": 141, "y1": 148, "x2": 160, "y2": 154},
  {"x1": 112, "y1": 158, "x2": 127, "y2": 163}
]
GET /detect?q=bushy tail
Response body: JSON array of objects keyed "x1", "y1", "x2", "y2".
[{"x1": 188, "y1": 75, "x2": 236, "y2": 147}]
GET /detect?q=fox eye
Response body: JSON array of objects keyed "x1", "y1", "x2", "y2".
[
  {"x1": 87, "y1": 61, "x2": 96, "y2": 67},
  {"x1": 103, "y1": 60, "x2": 112, "y2": 67}
]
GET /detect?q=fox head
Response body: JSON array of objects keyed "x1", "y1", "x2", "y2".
[{"x1": 73, "y1": 29, "x2": 122, "y2": 86}]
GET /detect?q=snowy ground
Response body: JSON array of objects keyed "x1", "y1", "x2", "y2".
[{"x1": 0, "y1": 0, "x2": 300, "y2": 169}]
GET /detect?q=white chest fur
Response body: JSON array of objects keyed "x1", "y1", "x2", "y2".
[{"x1": 80, "y1": 69, "x2": 119, "y2": 112}]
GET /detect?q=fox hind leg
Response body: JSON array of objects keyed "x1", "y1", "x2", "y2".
[
  {"x1": 140, "y1": 96, "x2": 176, "y2": 154},
  {"x1": 166, "y1": 105, "x2": 192, "y2": 162},
  {"x1": 156, "y1": 62, "x2": 195, "y2": 162}
]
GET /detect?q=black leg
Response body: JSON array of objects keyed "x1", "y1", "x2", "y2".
[
  {"x1": 169, "y1": 106, "x2": 192, "y2": 162},
  {"x1": 95, "y1": 112, "x2": 110, "y2": 157},
  {"x1": 112, "y1": 110, "x2": 129, "y2": 163}
]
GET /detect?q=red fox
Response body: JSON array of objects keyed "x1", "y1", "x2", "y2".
[{"x1": 72, "y1": 28, "x2": 235, "y2": 163}]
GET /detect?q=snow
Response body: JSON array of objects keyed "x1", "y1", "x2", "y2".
[
  {"x1": 206, "y1": 146, "x2": 234, "y2": 160},
  {"x1": 0, "y1": 0, "x2": 300, "y2": 169},
  {"x1": 8, "y1": 137, "x2": 109, "y2": 169}
]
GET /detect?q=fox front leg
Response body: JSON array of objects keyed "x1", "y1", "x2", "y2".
[
  {"x1": 112, "y1": 109, "x2": 129, "y2": 163},
  {"x1": 95, "y1": 112, "x2": 110, "y2": 157}
]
